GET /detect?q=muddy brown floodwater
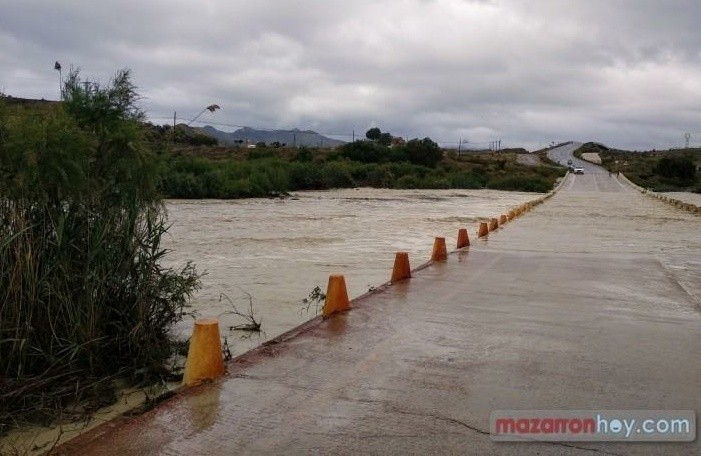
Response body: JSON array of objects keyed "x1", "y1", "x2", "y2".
[
  {"x1": 164, "y1": 188, "x2": 537, "y2": 356},
  {"x1": 661, "y1": 191, "x2": 701, "y2": 207}
]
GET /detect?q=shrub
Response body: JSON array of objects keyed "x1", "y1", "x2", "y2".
[
  {"x1": 247, "y1": 148, "x2": 274, "y2": 160},
  {"x1": 365, "y1": 165, "x2": 395, "y2": 187},
  {"x1": 289, "y1": 163, "x2": 324, "y2": 190},
  {"x1": 321, "y1": 162, "x2": 356, "y2": 188},
  {"x1": 401, "y1": 137, "x2": 443, "y2": 168},
  {"x1": 395, "y1": 174, "x2": 421, "y2": 189},
  {"x1": 0, "y1": 70, "x2": 200, "y2": 431},
  {"x1": 339, "y1": 141, "x2": 389, "y2": 163},
  {"x1": 487, "y1": 175, "x2": 550, "y2": 192},
  {"x1": 654, "y1": 156, "x2": 697, "y2": 183},
  {"x1": 449, "y1": 172, "x2": 485, "y2": 188},
  {"x1": 420, "y1": 176, "x2": 451, "y2": 189},
  {"x1": 294, "y1": 147, "x2": 314, "y2": 162}
]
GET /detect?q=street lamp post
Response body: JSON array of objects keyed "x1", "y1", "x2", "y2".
[
  {"x1": 172, "y1": 104, "x2": 220, "y2": 143},
  {"x1": 187, "y1": 104, "x2": 221, "y2": 126},
  {"x1": 54, "y1": 61, "x2": 62, "y2": 100}
]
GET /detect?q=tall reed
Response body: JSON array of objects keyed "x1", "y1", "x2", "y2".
[{"x1": 0, "y1": 70, "x2": 200, "y2": 432}]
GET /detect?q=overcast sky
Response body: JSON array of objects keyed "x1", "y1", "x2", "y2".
[{"x1": 1, "y1": 0, "x2": 700, "y2": 150}]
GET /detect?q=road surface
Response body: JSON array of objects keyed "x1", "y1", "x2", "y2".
[
  {"x1": 547, "y1": 142, "x2": 603, "y2": 174},
  {"x1": 56, "y1": 144, "x2": 701, "y2": 455}
]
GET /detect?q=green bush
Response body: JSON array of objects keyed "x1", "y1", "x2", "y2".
[
  {"x1": 419, "y1": 176, "x2": 451, "y2": 189},
  {"x1": 449, "y1": 172, "x2": 486, "y2": 188},
  {"x1": 289, "y1": 162, "x2": 324, "y2": 190},
  {"x1": 654, "y1": 156, "x2": 697, "y2": 183},
  {"x1": 487, "y1": 175, "x2": 550, "y2": 192},
  {"x1": 395, "y1": 174, "x2": 421, "y2": 189},
  {"x1": 339, "y1": 141, "x2": 390, "y2": 163},
  {"x1": 188, "y1": 133, "x2": 218, "y2": 146},
  {"x1": 401, "y1": 137, "x2": 443, "y2": 168},
  {"x1": 294, "y1": 147, "x2": 314, "y2": 162},
  {"x1": 0, "y1": 70, "x2": 200, "y2": 431},
  {"x1": 247, "y1": 148, "x2": 274, "y2": 160},
  {"x1": 321, "y1": 162, "x2": 356, "y2": 188},
  {"x1": 364, "y1": 165, "x2": 395, "y2": 187},
  {"x1": 156, "y1": 146, "x2": 561, "y2": 197}
]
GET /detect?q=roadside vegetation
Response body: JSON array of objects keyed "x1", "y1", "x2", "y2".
[
  {"x1": 149, "y1": 127, "x2": 565, "y2": 198},
  {"x1": 577, "y1": 142, "x2": 701, "y2": 192},
  {"x1": 0, "y1": 71, "x2": 200, "y2": 434},
  {"x1": 0, "y1": 80, "x2": 564, "y2": 434}
]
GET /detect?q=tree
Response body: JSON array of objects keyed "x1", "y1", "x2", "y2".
[
  {"x1": 366, "y1": 127, "x2": 381, "y2": 141},
  {"x1": 402, "y1": 137, "x2": 443, "y2": 167},
  {"x1": 378, "y1": 132, "x2": 393, "y2": 147},
  {"x1": 62, "y1": 68, "x2": 156, "y2": 203}
]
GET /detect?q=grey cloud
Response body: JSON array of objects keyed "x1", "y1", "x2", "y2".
[{"x1": 1, "y1": 0, "x2": 700, "y2": 149}]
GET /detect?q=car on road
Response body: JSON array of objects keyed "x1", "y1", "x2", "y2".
[
  {"x1": 573, "y1": 167, "x2": 584, "y2": 174},
  {"x1": 567, "y1": 159, "x2": 573, "y2": 165}
]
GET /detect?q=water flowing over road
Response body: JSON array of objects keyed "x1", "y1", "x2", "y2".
[
  {"x1": 59, "y1": 144, "x2": 700, "y2": 455},
  {"x1": 165, "y1": 188, "x2": 538, "y2": 356}
]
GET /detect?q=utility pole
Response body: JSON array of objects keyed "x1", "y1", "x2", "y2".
[
  {"x1": 458, "y1": 137, "x2": 462, "y2": 155},
  {"x1": 352, "y1": 129, "x2": 355, "y2": 142},
  {"x1": 293, "y1": 133, "x2": 296, "y2": 148},
  {"x1": 173, "y1": 111, "x2": 176, "y2": 142}
]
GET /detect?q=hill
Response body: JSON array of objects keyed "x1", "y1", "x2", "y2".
[
  {"x1": 1, "y1": 95, "x2": 60, "y2": 107},
  {"x1": 199, "y1": 125, "x2": 345, "y2": 148}
]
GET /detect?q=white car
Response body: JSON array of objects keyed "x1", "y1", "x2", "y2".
[{"x1": 573, "y1": 167, "x2": 584, "y2": 174}]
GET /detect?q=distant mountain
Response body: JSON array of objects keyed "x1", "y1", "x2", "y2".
[
  {"x1": 199, "y1": 125, "x2": 346, "y2": 148},
  {"x1": 1, "y1": 95, "x2": 60, "y2": 106}
]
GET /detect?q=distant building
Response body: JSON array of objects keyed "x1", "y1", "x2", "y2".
[{"x1": 391, "y1": 136, "x2": 406, "y2": 147}]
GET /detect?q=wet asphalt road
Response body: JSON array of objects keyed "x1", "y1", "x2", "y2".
[
  {"x1": 546, "y1": 141, "x2": 601, "y2": 173},
  {"x1": 56, "y1": 145, "x2": 700, "y2": 455}
]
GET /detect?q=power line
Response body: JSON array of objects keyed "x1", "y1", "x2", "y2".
[
  {"x1": 149, "y1": 115, "x2": 509, "y2": 146},
  {"x1": 153, "y1": 116, "x2": 356, "y2": 138}
]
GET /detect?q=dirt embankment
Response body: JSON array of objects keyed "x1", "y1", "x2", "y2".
[
  {"x1": 581, "y1": 152, "x2": 602, "y2": 164},
  {"x1": 515, "y1": 154, "x2": 543, "y2": 166}
]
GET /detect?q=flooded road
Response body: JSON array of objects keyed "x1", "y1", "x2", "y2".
[
  {"x1": 59, "y1": 144, "x2": 701, "y2": 456},
  {"x1": 164, "y1": 188, "x2": 537, "y2": 355},
  {"x1": 662, "y1": 191, "x2": 701, "y2": 207}
]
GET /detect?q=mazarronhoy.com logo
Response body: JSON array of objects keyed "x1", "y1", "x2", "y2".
[{"x1": 490, "y1": 410, "x2": 695, "y2": 442}]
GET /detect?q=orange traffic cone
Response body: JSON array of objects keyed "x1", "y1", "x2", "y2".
[
  {"x1": 431, "y1": 237, "x2": 448, "y2": 261},
  {"x1": 391, "y1": 252, "x2": 412, "y2": 283},
  {"x1": 457, "y1": 228, "x2": 470, "y2": 248},
  {"x1": 322, "y1": 274, "x2": 350, "y2": 318},
  {"x1": 478, "y1": 222, "x2": 489, "y2": 237},
  {"x1": 182, "y1": 319, "x2": 225, "y2": 386}
]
